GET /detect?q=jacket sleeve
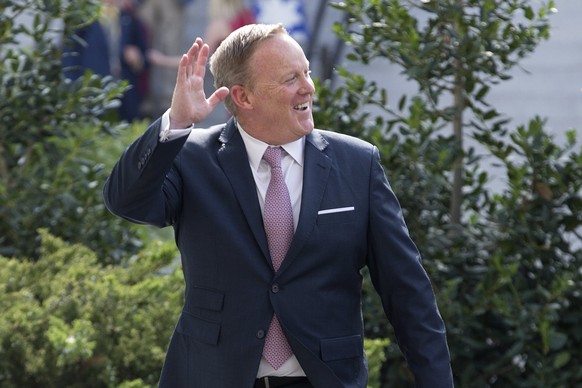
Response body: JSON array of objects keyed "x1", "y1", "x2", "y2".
[
  {"x1": 366, "y1": 146, "x2": 453, "y2": 387},
  {"x1": 103, "y1": 118, "x2": 190, "y2": 228}
]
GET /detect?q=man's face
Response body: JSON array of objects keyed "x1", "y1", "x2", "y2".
[{"x1": 242, "y1": 34, "x2": 315, "y2": 145}]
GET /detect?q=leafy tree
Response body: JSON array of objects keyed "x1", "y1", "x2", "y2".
[
  {"x1": 313, "y1": 0, "x2": 582, "y2": 386},
  {"x1": 0, "y1": 0, "x2": 142, "y2": 262},
  {"x1": 332, "y1": 0, "x2": 554, "y2": 224}
]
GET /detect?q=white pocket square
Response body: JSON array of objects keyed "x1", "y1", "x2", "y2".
[{"x1": 317, "y1": 206, "x2": 355, "y2": 215}]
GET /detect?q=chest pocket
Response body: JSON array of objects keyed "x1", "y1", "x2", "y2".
[{"x1": 316, "y1": 206, "x2": 355, "y2": 225}]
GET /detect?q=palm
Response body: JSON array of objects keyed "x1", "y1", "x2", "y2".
[{"x1": 169, "y1": 38, "x2": 229, "y2": 127}]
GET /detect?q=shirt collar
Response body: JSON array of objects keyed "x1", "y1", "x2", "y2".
[{"x1": 237, "y1": 121, "x2": 305, "y2": 172}]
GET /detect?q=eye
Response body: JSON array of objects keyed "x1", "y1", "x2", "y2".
[{"x1": 285, "y1": 70, "x2": 311, "y2": 84}]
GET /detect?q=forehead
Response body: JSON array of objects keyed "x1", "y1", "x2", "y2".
[{"x1": 249, "y1": 34, "x2": 309, "y2": 74}]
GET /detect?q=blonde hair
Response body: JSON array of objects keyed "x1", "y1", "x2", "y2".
[{"x1": 209, "y1": 23, "x2": 288, "y2": 114}]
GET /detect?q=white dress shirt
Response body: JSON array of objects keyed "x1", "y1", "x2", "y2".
[{"x1": 160, "y1": 111, "x2": 307, "y2": 377}]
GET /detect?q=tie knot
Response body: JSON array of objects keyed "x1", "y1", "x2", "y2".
[{"x1": 263, "y1": 147, "x2": 283, "y2": 168}]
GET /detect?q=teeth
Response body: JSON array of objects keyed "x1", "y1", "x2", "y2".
[{"x1": 294, "y1": 102, "x2": 309, "y2": 110}]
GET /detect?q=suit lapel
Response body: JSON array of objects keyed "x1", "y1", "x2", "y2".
[
  {"x1": 216, "y1": 119, "x2": 271, "y2": 262},
  {"x1": 279, "y1": 130, "x2": 331, "y2": 273},
  {"x1": 217, "y1": 124, "x2": 332, "y2": 273}
]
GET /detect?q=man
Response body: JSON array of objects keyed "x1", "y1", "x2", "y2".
[{"x1": 104, "y1": 24, "x2": 453, "y2": 388}]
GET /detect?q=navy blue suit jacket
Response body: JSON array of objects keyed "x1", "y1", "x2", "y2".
[{"x1": 103, "y1": 118, "x2": 453, "y2": 387}]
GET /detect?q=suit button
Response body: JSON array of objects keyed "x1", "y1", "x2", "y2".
[
  {"x1": 271, "y1": 283, "x2": 279, "y2": 293},
  {"x1": 256, "y1": 330, "x2": 265, "y2": 339}
]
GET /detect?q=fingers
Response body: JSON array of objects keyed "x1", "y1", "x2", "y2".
[
  {"x1": 195, "y1": 41, "x2": 211, "y2": 80},
  {"x1": 185, "y1": 41, "x2": 199, "y2": 79},
  {"x1": 183, "y1": 38, "x2": 210, "y2": 79},
  {"x1": 175, "y1": 53, "x2": 188, "y2": 84}
]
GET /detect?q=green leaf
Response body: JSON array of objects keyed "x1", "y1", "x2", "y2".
[{"x1": 553, "y1": 351, "x2": 571, "y2": 369}]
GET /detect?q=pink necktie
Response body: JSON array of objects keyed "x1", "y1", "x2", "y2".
[{"x1": 262, "y1": 147, "x2": 294, "y2": 369}]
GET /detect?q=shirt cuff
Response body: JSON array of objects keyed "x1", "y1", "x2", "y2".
[{"x1": 159, "y1": 109, "x2": 193, "y2": 142}]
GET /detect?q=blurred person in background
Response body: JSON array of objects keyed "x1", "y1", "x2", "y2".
[
  {"x1": 62, "y1": 0, "x2": 180, "y2": 121},
  {"x1": 102, "y1": 0, "x2": 150, "y2": 121},
  {"x1": 138, "y1": 0, "x2": 194, "y2": 118},
  {"x1": 61, "y1": 1, "x2": 114, "y2": 80},
  {"x1": 205, "y1": 0, "x2": 255, "y2": 52}
]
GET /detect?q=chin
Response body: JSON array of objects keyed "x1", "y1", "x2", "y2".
[{"x1": 300, "y1": 119, "x2": 315, "y2": 133}]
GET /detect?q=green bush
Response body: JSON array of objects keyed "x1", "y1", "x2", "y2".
[
  {"x1": 0, "y1": 230, "x2": 183, "y2": 387},
  {"x1": 364, "y1": 338, "x2": 390, "y2": 388},
  {"x1": 0, "y1": 0, "x2": 146, "y2": 262},
  {"x1": 0, "y1": 230, "x2": 397, "y2": 387}
]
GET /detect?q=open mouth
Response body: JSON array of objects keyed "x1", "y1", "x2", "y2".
[{"x1": 294, "y1": 102, "x2": 309, "y2": 111}]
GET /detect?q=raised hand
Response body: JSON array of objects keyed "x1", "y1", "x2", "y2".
[{"x1": 168, "y1": 38, "x2": 229, "y2": 128}]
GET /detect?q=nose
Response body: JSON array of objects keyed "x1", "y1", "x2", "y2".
[{"x1": 299, "y1": 74, "x2": 315, "y2": 95}]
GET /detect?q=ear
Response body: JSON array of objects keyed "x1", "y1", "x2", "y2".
[{"x1": 230, "y1": 85, "x2": 254, "y2": 111}]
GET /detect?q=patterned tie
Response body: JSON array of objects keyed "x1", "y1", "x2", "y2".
[{"x1": 262, "y1": 147, "x2": 294, "y2": 369}]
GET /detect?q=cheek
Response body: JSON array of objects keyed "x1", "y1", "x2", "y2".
[{"x1": 263, "y1": 90, "x2": 286, "y2": 106}]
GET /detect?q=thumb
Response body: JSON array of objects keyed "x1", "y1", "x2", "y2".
[{"x1": 207, "y1": 87, "x2": 230, "y2": 108}]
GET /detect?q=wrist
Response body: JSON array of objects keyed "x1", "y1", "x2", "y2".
[
  {"x1": 168, "y1": 111, "x2": 193, "y2": 129},
  {"x1": 169, "y1": 119, "x2": 193, "y2": 130}
]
